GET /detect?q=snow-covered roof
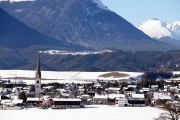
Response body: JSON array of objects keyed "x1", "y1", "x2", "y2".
[
  {"x1": 52, "y1": 98, "x2": 81, "y2": 102},
  {"x1": 105, "y1": 87, "x2": 120, "y2": 91},
  {"x1": 109, "y1": 94, "x2": 125, "y2": 99},
  {"x1": 0, "y1": 99, "x2": 22, "y2": 104},
  {"x1": 60, "y1": 92, "x2": 69, "y2": 97},
  {"x1": 153, "y1": 93, "x2": 172, "y2": 100},
  {"x1": 94, "y1": 94, "x2": 108, "y2": 99},
  {"x1": 11, "y1": 95, "x2": 18, "y2": 100},
  {"x1": 127, "y1": 85, "x2": 137, "y2": 88},
  {"x1": 1, "y1": 99, "x2": 11, "y2": 104},
  {"x1": 81, "y1": 94, "x2": 90, "y2": 97},
  {"x1": 42, "y1": 96, "x2": 51, "y2": 100},
  {"x1": 142, "y1": 88, "x2": 149, "y2": 91},
  {"x1": 27, "y1": 98, "x2": 42, "y2": 101},
  {"x1": 43, "y1": 86, "x2": 53, "y2": 89},
  {"x1": 132, "y1": 94, "x2": 144, "y2": 99},
  {"x1": 164, "y1": 78, "x2": 180, "y2": 82},
  {"x1": 94, "y1": 94, "x2": 125, "y2": 99},
  {"x1": 56, "y1": 89, "x2": 65, "y2": 92},
  {"x1": 12, "y1": 100, "x2": 23, "y2": 104}
]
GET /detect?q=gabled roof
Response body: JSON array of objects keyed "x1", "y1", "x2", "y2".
[
  {"x1": 105, "y1": 87, "x2": 121, "y2": 91},
  {"x1": 109, "y1": 94, "x2": 125, "y2": 99},
  {"x1": 60, "y1": 92, "x2": 69, "y2": 97},
  {"x1": 132, "y1": 94, "x2": 144, "y2": 99},
  {"x1": 124, "y1": 87, "x2": 134, "y2": 91},
  {"x1": 153, "y1": 92, "x2": 172, "y2": 100},
  {"x1": 94, "y1": 94, "x2": 108, "y2": 99},
  {"x1": 1, "y1": 99, "x2": 11, "y2": 104},
  {"x1": 27, "y1": 98, "x2": 42, "y2": 101},
  {"x1": 52, "y1": 98, "x2": 81, "y2": 102},
  {"x1": 127, "y1": 85, "x2": 137, "y2": 88},
  {"x1": 12, "y1": 100, "x2": 23, "y2": 104}
]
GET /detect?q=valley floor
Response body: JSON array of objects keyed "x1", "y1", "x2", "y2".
[{"x1": 0, "y1": 70, "x2": 144, "y2": 84}]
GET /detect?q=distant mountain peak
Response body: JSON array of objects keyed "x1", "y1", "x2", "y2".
[
  {"x1": 138, "y1": 19, "x2": 180, "y2": 40},
  {"x1": 137, "y1": 19, "x2": 171, "y2": 39}
]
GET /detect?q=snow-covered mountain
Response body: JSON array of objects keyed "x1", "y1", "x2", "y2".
[
  {"x1": 137, "y1": 18, "x2": 180, "y2": 40},
  {"x1": 167, "y1": 21, "x2": 180, "y2": 40},
  {"x1": 0, "y1": 0, "x2": 176, "y2": 51}
]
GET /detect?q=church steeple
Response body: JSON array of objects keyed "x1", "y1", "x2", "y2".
[
  {"x1": 35, "y1": 53, "x2": 41, "y2": 79},
  {"x1": 35, "y1": 53, "x2": 41, "y2": 98}
]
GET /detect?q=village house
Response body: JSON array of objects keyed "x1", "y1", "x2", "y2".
[
  {"x1": 124, "y1": 87, "x2": 136, "y2": 97},
  {"x1": 94, "y1": 94, "x2": 108, "y2": 104},
  {"x1": 26, "y1": 98, "x2": 42, "y2": 107},
  {"x1": 118, "y1": 97, "x2": 128, "y2": 107},
  {"x1": 151, "y1": 92, "x2": 172, "y2": 107},
  {"x1": 51, "y1": 98, "x2": 81, "y2": 109},
  {"x1": 128, "y1": 94, "x2": 145, "y2": 107},
  {"x1": 105, "y1": 87, "x2": 121, "y2": 94}
]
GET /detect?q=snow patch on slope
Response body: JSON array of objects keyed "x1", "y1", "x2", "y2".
[
  {"x1": 92, "y1": 0, "x2": 109, "y2": 11},
  {"x1": 167, "y1": 21, "x2": 180, "y2": 40},
  {"x1": 0, "y1": 0, "x2": 35, "y2": 3}
]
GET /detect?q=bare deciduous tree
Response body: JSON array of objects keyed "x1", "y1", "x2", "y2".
[{"x1": 155, "y1": 103, "x2": 180, "y2": 120}]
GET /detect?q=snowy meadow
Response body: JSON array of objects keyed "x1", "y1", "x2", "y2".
[
  {"x1": 0, "y1": 70, "x2": 144, "y2": 84},
  {"x1": 1, "y1": 105, "x2": 164, "y2": 120}
]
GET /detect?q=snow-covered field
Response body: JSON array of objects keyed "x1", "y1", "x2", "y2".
[
  {"x1": 0, "y1": 70, "x2": 179, "y2": 85},
  {"x1": 1, "y1": 105, "x2": 163, "y2": 120},
  {"x1": 0, "y1": 70, "x2": 144, "y2": 84}
]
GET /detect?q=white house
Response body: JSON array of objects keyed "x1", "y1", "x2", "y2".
[
  {"x1": 124, "y1": 88, "x2": 136, "y2": 97},
  {"x1": 117, "y1": 94, "x2": 128, "y2": 107}
]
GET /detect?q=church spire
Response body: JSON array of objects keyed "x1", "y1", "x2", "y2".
[
  {"x1": 35, "y1": 52, "x2": 41, "y2": 98},
  {"x1": 35, "y1": 53, "x2": 41, "y2": 79}
]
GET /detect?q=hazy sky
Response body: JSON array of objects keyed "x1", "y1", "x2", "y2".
[{"x1": 100, "y1": 0, "x2": 180, "y2": 26}]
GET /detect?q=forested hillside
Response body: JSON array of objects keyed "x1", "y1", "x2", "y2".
[{"x1": 1, "y1": 47, "x2": 180, "y2": 72}]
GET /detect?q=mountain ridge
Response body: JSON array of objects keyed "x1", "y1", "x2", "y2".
[
  {"x1": 0, "y1": 7, "x2": 91, "y2": 50},
  {"x1": 0, "y1": 0, "x2": 176, "y2": 51}
]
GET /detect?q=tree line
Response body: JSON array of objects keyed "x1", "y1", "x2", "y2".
[{"x1": 0, "y1": 46, "x2": 180, "y2": 72}]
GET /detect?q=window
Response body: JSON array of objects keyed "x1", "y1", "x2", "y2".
[{"x1": 37, "y1": 80, "x2": 39, "y2": 84}]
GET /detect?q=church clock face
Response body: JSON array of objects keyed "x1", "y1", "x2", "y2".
[{"x1": 36, "y1": 85, "x2": 39, "y2": 88}]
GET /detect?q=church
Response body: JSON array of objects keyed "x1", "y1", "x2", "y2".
[{"x1": 26, "y1": 53, "x2": 42, "y2": 98}]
